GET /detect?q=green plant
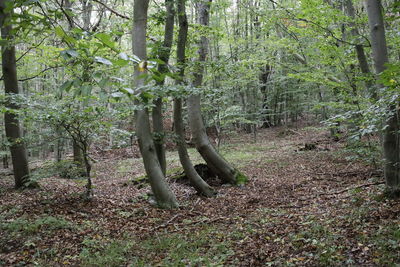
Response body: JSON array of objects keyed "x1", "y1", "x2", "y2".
[
  {"x1": 135, "y1": 228, "x2": 233, "y2": 266},
  {"x1": 31, "y1": 160, "x2": 86, "y2": 181},
  {"x1": 361, "y1": 224, "x2": 400, "y2": 265},
  {"x1": 1, "y1": 215, "x2": 72, "y2": 236},
  {"x1": 79, "y1": 238, "x2": 133, "y2": 267}
]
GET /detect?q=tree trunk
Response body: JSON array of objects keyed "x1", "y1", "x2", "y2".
[
  {"x1": 187, "y1": 0, "x2": 247, "y2": 185},
  {"x1": 0, "y1": 0, "x2": 32, "y2": 189},
  {"x1": 73, "y1": 139, "x2": 83, "y2": 164},
  {"x1": 365, "y1": 0, "x2": 399, "y2": 195},
  {"x1": 133, "y1": 0, "x2": 178, "y2": 208},
  {"x1": 343, "y1": 0, "x2": 374, "y2": 97},
  {"x1": 152, "y1": 98, "x2": 166, "y2": 175},
  {"x1": 82, "y1": 145, "x2": 92, "y2": 201},
  {"x1": 152, "y1": 0, "x2": 175, "y2": 175},
  {"x1": 174, "y1": 0, "x2": 215, "y2": 197},
  {"x1": 55, "y1": 131, "x2": 63, "y2": 162},
  {"x1": 81, "y1": 0, "x2": 93, "y2": 31},
  {"x1": 260, "y1": 65, "x2": 272, "y2": 128},
  {"x1": 71, "y1": 0, "x2": 92, "y2": 167}
]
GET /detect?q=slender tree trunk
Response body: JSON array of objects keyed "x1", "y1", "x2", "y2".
[
  {"x1": 71, "y1": 0, "x2": 93, "y2": 168},
  {"x1": 81, "y1": 0, "x2": 93, "y2": 31},
  {"x1": 82, "y1": 145, "x2": 92, "y2": 200},
  {"x1": 133, "y1": 0, "x2": 178, "y2": 208},
  {"x1": 152, "y1": 0, "x2": 175, "y2": 175},
  {"x1": 365, "y1": 0, "x2": 399, "y2": 195},
  {"x1": 260, "y1": 65, "x2": 272, "y2": 128},
  {"x1": 174, "y1": 0, "x2": 215, "y2": 197},
  {"x1": 0, "y1": 0, "x2": 33, "y2": 189},
  {"x1": 343, "y1": 0, "x2": 374, "y2": 97},
  {"x1": 187, "y1": 0, "x2": 247, "y2": 185}
]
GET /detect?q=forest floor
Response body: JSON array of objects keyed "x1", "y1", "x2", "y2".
[{"x1": 1, "y1": 124, "x2": 400, "y2": 266}]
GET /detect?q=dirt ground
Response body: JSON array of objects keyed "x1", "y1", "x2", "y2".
[{"x1": 1, "y1": 125, "x2": 399, "y2": 266}]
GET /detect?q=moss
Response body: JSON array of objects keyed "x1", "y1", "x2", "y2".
[
  {"x1": 157, "y1": 200, "x2": 179, "y2": 209},
  {"x1": 234, "y1": 170, "x2": 248, "y2": 185},
  {"x1": 383, "y1": 188, "x2": 400, "y2": 199},
  {"x1": 166, "y1": 166, "x2": 184, "y2": 177}
]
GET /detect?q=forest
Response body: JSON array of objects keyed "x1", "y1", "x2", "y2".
[{"x1": 0, "y1": 0, "x2": 399, "y2": 265}]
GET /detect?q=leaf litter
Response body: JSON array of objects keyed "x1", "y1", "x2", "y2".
[{"x1": 0, "y1": 125, "x2": 399, "y2": 266}]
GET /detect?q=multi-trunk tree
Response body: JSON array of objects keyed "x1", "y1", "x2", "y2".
[
  {"x1": 187, "y1": 0, "x2": 247, "y2": 186},
  {"x1": 173, "y1": 0, "x2": 216, "y2": 197},
  {"x1": 132, "y1": 0, "x2": 178, "y2": 209}
]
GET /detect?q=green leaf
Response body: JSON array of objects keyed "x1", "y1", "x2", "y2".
[
  {"x1": 95, "y1": 56, "x2": 112, "y2": 65},
  {"x1": 54, "y1": 26, "x2": 76, "y2": 44},
  {"x1": 60, "y1": 80, "x2": 73, "y2": 92},
  {"x1": 111, "y1": 92, "x2": 124, "y2": 99},
  {"x1": 54, "y1": 26, "x2": 65, "y2": 38},
  {"x1": 64, "y1": 49, "x2": 79, "y2": 58},
  {"x1": 73, "y1": 78, "x2": 82, "y2": 88},
  {"x1": 140, "y1": 91, "x2": 154, "y2": 101},
  {"x1": 98, "y1": 78, "x2": 109, "y2": 88},
  {"x1": 95, "y1": 33, "x2": 116, "y2": 49},
  {"x1": 112, "y1": 58, "x2": 129, "y2": 67},
  {"x1": 93, "y1": 72, "x2": 102, "y2": 83},
  {"x1": 130, "y1": 54, "x2": 141, "y2": 64},
  {"x1": 81, "y1": 85, "x2": 92, "y2": 96},
  {"x1": 119, "y1": 52, "x2": 128, "y2": 60},
  {"x1": 121, "y1": 88, "x2": 134, "y2": 95}
]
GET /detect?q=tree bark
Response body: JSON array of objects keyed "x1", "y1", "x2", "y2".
[
  {"x1": 133, "y1": 0, "x2": 178, "y2": 208},
  {"x1": 365, "y1": 0, "x2": 399, "y2": 195},
  {"x1": 365, "y1": 0, "x2": 389, "y2": 75},
  {"x1": 343, "y1": 0, "x2": 374, "y2": 96},
  {"x1": 0, "y1": 0, "x2": 32, "y2": 189},
  {"x1": 73, "y1": 139, "x2": 83, "y2": 164},
  {"x1": 187, "y1": 0, "x2": 247, "y2": 185},
  {"x1": 174, "y1": 0, "x2": 215, "y2": 197},
  {"x1": 152, "y1": 0, "x2": 175, "y2": 175}
]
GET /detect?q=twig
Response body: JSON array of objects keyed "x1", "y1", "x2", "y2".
[
  {"x1": 152, "y1": 214, "x2": 181, "y2": 231},
  {"x1": 92, "y1": 0, "x2": 130, "y2": 20},
  {"x1": 18, "y1": 66, "x2": 60, "y2": 82},
  {"x1": 318, "y1": 181, "x2": 384, "y2": 196},
  {"x1": 298, "y1": 181, "x2": 385, "y2": 202},
  {"x1": 265, "y1": 0, "x2": 370, "y2": 47},
  {"x1": 183, "y1": 217, "x2": 226, "y2": 226},
  {"x1": 312, "y1": 169, "x2": 382, "y2": 178}
]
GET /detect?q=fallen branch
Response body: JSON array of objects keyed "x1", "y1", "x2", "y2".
[
  {"x1": 298, "y1": 181, "x2": 385, "y2": 202},
  {"x1": 318, "y1": 181, "x2": 385, "y2": 197},
  {"x1": 152, "y1": 214, "x2": 181, "y2": 231},
  {"x1": 152, "y1": 215, "x2": 228, "y2": 232}
]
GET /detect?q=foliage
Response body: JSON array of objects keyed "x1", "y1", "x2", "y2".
[
  {"x1": 31, "y1": 160, "x2": 86, "y2": 180},
  {"x1": 134, "y1": 228, "x2": 234, "y2": 266},
  {"x1": 1, "y1": 215, "x2": 73, "y2": 236},
  {"x1": 79, "y1": 238, "x2": 133, "y2": 267}
]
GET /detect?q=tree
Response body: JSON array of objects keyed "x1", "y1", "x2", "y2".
[
  {"x1": 365, "y1": 0, "x2": 399, "y2": 196},
  {"x1": 152, "y1": 0, "x2": 175, "y2": 175},
  {"x1": 343, "y1": 0, "x2": 373, "y2": 96},
  {"x1": 0, "y1": 0, "x2": 34, "y2": 189},
  {"x1": 173, "y1": 0, "x2": 216, "y2": 197},
  {"x1": 133, "y1": 0, "x2": 178, "y2": 208},
  {"x1": 37, "y1": 96, "x2": 107, "y2": 200},
  {"x1": 187, "y1": 0, "x2": 247, "y2": 185}
]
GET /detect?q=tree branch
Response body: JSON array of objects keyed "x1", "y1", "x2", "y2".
[{"x1": 92, "y1": 0, "x2": 130, "y2": 20}]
